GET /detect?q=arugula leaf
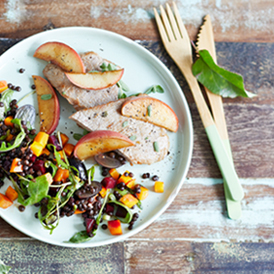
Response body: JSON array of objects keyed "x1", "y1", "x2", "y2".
[
  {"x1": 0, "y1": 89, "x2": 14, "y2": 120},
  {"x1": 0, "y1": 259, "x2": 11, "y2": 274},
  {"x1": 192, "y1": 49, "x2": 256, "y2": 98},
  {"x1": 18, "y1": 174, "x2": 50, "y2": 206},
  {"x1": 67, "y1": 230, "x2": 92, "y2": 243},
  {"x1": 144, "y1": 85, "x2": 164, "y2": 95},
  {"x1": 0, "y1": 118, "x2": 26, "y2": 152}
]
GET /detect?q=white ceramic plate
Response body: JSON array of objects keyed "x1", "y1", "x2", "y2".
[{"x1": 0, "y1": 27, "x2": 193, "y2": 247}]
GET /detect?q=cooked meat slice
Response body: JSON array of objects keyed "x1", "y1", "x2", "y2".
[
  {"x1": 43, "y1": 52, "x2": 119, "y2": 110},
  {"x1": 69, "y1": 98, "x2": 169, "y2": 165}
]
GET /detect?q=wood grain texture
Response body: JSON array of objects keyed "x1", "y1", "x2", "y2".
[
  {"x1": 125, "y1": 240, "x2": 274, "y2": 273},
  {"x1": 0, "y1": 239, "x2": 124, "y2": 274},
  {"x1": 0, "y1": 0, "x2": 274, "y2": 42}
]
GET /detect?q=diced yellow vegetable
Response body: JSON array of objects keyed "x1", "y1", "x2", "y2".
[
  {"x1": 154, "y1": 181, "x2": 164, "y2": 193},
  {"x1": 119, "y1": 193, "x2": 138, "y2": 208}
]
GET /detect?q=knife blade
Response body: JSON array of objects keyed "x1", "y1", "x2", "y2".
[{"x1": 196, "y1": 15, "x2": 242, "y2": 219}]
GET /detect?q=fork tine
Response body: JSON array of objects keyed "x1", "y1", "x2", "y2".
[
  {"x1": 153, "y1": 7, "x2": 169, "y2": 44},
  {"x1": 172, "y1": 2, "x2": 190, "y2": 43},
  {"x1": 166, "y1": 3, "x2": 181, "y2": 40},
  {"x1": 159, "y1": 5, "x2": 175, "y2": 42}
]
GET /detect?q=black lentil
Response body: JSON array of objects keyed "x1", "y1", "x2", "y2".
[{"x1": 18, "y1": 205, "x2": 25, "y2": 212}]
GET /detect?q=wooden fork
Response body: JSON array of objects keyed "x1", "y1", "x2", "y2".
[{"x1": 154, "y1": 2, "x2": 244, "y2": 202}]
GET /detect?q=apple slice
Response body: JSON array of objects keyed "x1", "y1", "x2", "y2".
[
  {"x1": 65, "y1": 69, "x2": 124, "y2": 90},
  {"x1": 32, "y1": 75, "x2": 60, "y2": 134},
  {"x1": 33, "y1": 41, "x2": 85, "y2": 73},
  {"x1": 121, "y1": 96, "x2": 179, "y2": 132},
  {"x1": 74, "y1": 130, "x2": 134, "y2": 160}
]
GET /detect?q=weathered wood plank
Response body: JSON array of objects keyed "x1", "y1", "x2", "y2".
[
  {"x1": 125, "y1": 240, "x2": 274, "y2": 274},
  {"x1": 0, "y1": 0, "x2": 273, "y2": 42},
  {"x1": 2, "y1": 179, "x2": 274, "y2": 242},
  {"x1": 0, "y1": 239, "x2": 124, "y2": 274},
  {"x1": 132, "y1": 178, "x2": 274, "y2": 242}
]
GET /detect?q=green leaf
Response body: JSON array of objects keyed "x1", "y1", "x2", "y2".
[
  {"x1": 192, "y1": 50, "x2": 256, "y2": 98},
  {"x1": 144, "y1": 85, "x2": 164, "y2": 95},
  {"x1": 67, "y1": 230, "x2": 92, "y2": 243},
  {"x1": 122, "y1": 121, "x2": 128, "y2": 127},
  {"x1": 129, "y1": 135, "x2": 136, "y2": 141},
  {"x1": 153, "y1": 141, "x2": 159, "y2": 152},
  {"x1": 0, "y1": 118, "x2": 26, "y2": 152},
  {"x1": 41, "y1": 94, "x2": 52, "y2": 100},
  {"x1": 118, "y1": 89, "x2": 127, "y2": 99},
  {"x1": 0, "y1": 260, "x2": 11, "y2": 274},
  {"x1": 18, "y1": 174, "x2": 50, "y2": 206},
  {"x1": 117, "y1": 79, "x2": 130, "y2": 92}
]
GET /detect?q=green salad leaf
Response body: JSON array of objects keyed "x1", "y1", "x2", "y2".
[
  {"x1": 17, "y1": 174, "x2": 50, "y2": 206},
  {"x1": 0, "y1": 118, "x2": 26, "y2": 152},
  {"x1": 67, "y1": 230, "x2": 92, "y2": 243},
  {"x1": 192, "y1": 49, "x2": 256, "y2": 98}
]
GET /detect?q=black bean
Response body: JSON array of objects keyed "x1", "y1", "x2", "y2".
[
  {"x1": 18, "y1": 205, "x2": 25, "y2": 212},
  {"x1": 31, "y1": 84, "x2": 36, "y2": 89},
  {"x1": 152, "y1": 175, "x2": 159, "y2": 181},
  {"x1": 129, "y1": 172, "x2": 134, "y2": 178},
  {"x1": 128, "y1": 224, "x2": 133, "y2": 230},
  {"x1": 34, "y1": 212, "x2": 38, "y2": 218},
  {"x1": 142, "y1": 173, "x2": 150, "y2": 179},
  {"x1": 0, "y1": 102, "x2": 4, "y2": 108},
  {"x1": 19, "y1": 68, "x2": 25, "y2": 73},
  {"x1": 102, "y1": 224, "x2": 108, "y2": 230}
]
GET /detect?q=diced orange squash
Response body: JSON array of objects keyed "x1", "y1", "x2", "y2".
[
  {"x1": 60, "y1": 133, "x2": 69, "y2": 146},
  {"x1": 10, "y1": 158, "x2": 23, "y2": 173},
  {"x1": 58, "y1": 150, "x2": 65, "y2": 160},
  {"x1": 154, "y1": 181, "x2": 164, "y2": 193},
  {"x1": 63, "y1": 143, "x2": 75, "y2": 157},
  {"x1": 42, "y1": 147, "x2": 51, "y2": 156},
  {"x1": 136, "y1": 185, "x2": 149, "y2": 200},
  {"x1": 108, "y1": 219, "x2": 123, "y2": 235},
  {"x1": 4, "y1": 116, "x2": 14, "y2": 127},
  {"x1": 74, "y1": 209, "x2": 86, "y2": 214},
  {"x1": 34, "y1": 131, "x2": 49, "y2": 148},
  {"x1": 5, "y1": 134, "x2": 14, "y2": 142},
  {"x1": 99, "y1": 186, "x2": 107, "y2": 198},
  {"x1": 0, "y1": 193, "x2": 13, "y2": 209},
  {"x1": 119, "y1": 193, "x2": 138, "y2": 208},
  {"x1": 126, "y1": 179, "x2": 136, "y2": 189},
  {"x1": 5, "y1": 186, "x2": 18, "y2": 202},
  {"x1": 53, "y1": 167, "x2": 69, "y2": 182},
  {"x1": 44, "y1": 172, "x2": 53, "y2": 185},
  {"x1": 0, "y1": 80, "x2": 8, "y2": 93},
  {"x1": 30, "y1": 141, "x2": 44, "y2": 156},
  {"x1": 117, "y1": 171, "x2": 132, "y2": 185},
  {"x1": 109, "y1": 168, "x2": 120, "y2": 180}
]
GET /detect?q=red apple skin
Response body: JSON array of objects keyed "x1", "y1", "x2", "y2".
[
  {"x1": 65, "y1": 69, "x2": 124, "y2": 90},
  {"x1": 32, "y1": 75, "x2": 60, "y2": 134},
  {"x1": 74, "y1": 130, "x2": 135, "y2": 160},
  {"x1": 33, "y1": 41, "x2": 85, "y2": 73}
]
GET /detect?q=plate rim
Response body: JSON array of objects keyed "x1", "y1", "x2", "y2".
[{"x1": 0, "y1": 26, "x2": 193, "y2": 248}]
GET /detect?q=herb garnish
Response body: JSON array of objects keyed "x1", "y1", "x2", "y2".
[
  {"x1": 147, "y1": 105, "x2": 152, "y2": 117},
  {"x1": 41, "y1": 94, "x2": 52, "y2": 100},
  {"x1": 144, "y1": 85, "x2": 164, "y2": 95},
  {"x1": 192, "y1": 49, "x2": 256, "y2": 98},
  {"x1": 153, "y1": 141, "x2": 159, "y2": 152},
  {"x1": 100, "y1": 62, "x2": 130, "y2": 92}
]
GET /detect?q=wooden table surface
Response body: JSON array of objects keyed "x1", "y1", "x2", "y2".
[{"x1": 1, "y1": 0, "x2": 274, "y2": 273}]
